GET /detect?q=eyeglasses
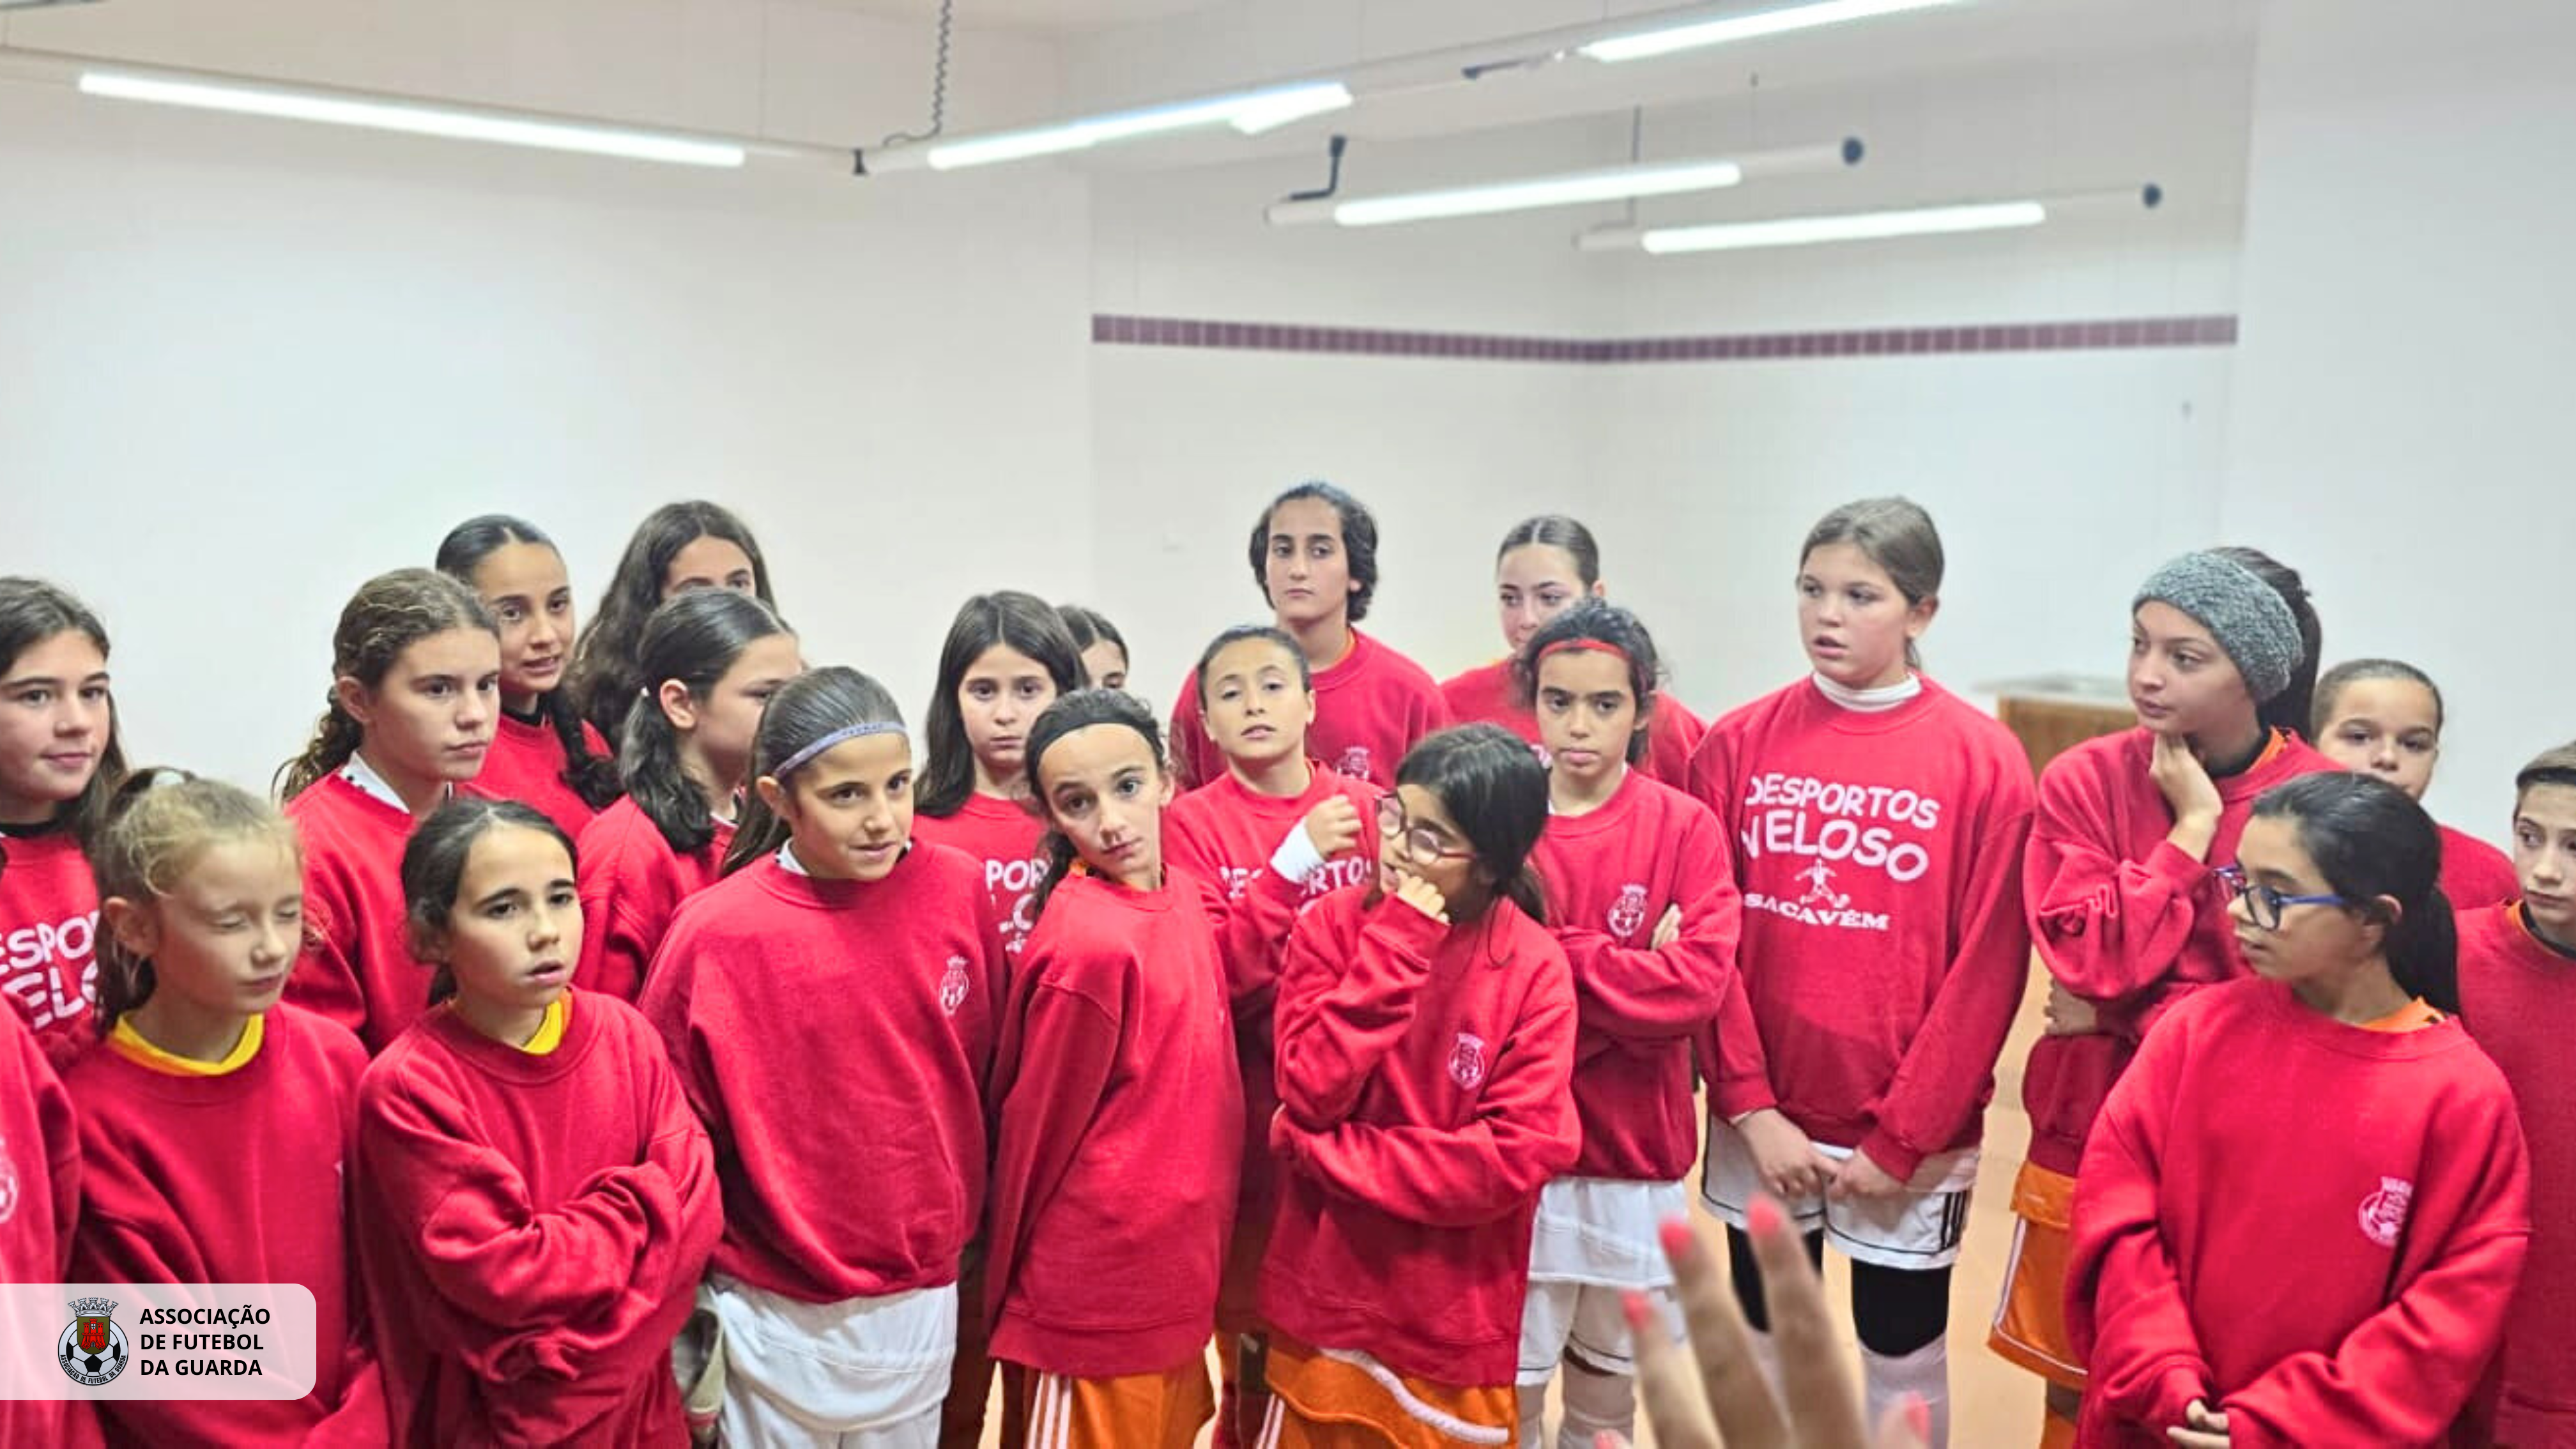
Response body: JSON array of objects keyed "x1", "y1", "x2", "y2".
[
  {"x1": 2214, "y1": 864, "x2": 2349, "y2": 931},
  {"x1": 1377, "y1": 795, "x2": 1476, "y2": 868}
]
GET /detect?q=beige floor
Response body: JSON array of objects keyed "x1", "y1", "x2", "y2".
[{"x1": 977, "y1": 966, "x2": 2060, "y2": 1447}]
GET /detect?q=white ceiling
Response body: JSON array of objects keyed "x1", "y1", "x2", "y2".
[{"x1": 797, "y1": 0, "x2": 1227, "y2": 32}]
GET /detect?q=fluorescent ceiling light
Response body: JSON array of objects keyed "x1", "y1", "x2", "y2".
[
  {"x1": 1267, "y1": 137, "x2": 1860, "y2": 229},
  {"x1": 1581, "y1": 186, "x2": 2159, "y2": 254},
  {"x1": 1581, "y1": 0, "x2": 1964, "y2": 63},
  {"x1": 76, "y1": 70, "x2": 747, "y2": 167},
  {"x1": 872, "y1": 81, "x2": 1353, "y2": 172}
]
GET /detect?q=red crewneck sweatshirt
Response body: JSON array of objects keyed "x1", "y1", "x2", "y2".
[
  {"x1": 463, "y1": 710, "x2": 611, "y2": 840},
  {"x1": 1438, "y1": 658, "x2": 1707, "y2": 792},
  {"x1": 0, "y1": 1010, "x2": 98, "y2": 1448},
  {"x1": 285, "y1": 774, "x2": 427, "y2": 1055},
  {"x1": 912, "y1": 793, "x2": 1049, "y2": 961},
  {"x1": 2020, "y1": 728, "x2": 2339, "y2": 1175},
  {"x1": 574, "y1": 796, "x2": 735, "y2": 1003},
  {"x1": 2069, "y1": 978, "x2": 2529, "y2": 1447},
  {"x1": 2439, "y1": 825, "x2": 2520, "y2": 912},
  {"x1": 0, "y1": 825, "x2": 99, "y2": 1070},
  {"x1": 1169, "y1": 629, "x2": 1446, "y2": 790},
  {"x1": 1531, "y1": 769, "x2": 1738, "y2": 1180}
]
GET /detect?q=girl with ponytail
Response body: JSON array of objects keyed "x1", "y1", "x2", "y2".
[
  {"x1": 436, "y1": 514, "x2": 621, "y2": 836},
  {"x1": 2067, "y1": 772, "x2": 2529, "y2": 1446},
  {"x1": 573, "y1": 590, "x2": 798, "y2": 1001}
]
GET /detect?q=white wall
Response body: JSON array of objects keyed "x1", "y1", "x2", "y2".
[{"x1": 2224, "y1": 0, "x2": 2576, "y2": 838}]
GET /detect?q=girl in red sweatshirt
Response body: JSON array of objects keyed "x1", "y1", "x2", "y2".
[
  {"x1": 1163, "y1": 624, "x2": 1383, "y2": 1447},
  {"x1": 355, "y1": 798, "x2": 721, "y2": 1446},
  {"x1": 2457, "y1": 742, "x2": 2576, "y2": 1446},
  {"x1": 1260, "y1": 723, "x2": 1581, "y2": 1448},
  {"x1": 437, "y1": 516, "x2": 622, "y2": 839},
  {"x1": 641, "y1": 666, "x2": 999, "y2": 1446},
  {"x1": 2309, "y1": 658, "x2": 2520, "y2": 908},
  {"x1": 1515, "y1": 602, "x2": 1738, "y2": 1449},
  {"x1": 1997, "y1": 548, "x2": 2336, "y2": 1445},
  {"x1": 1689, "y1": 499, "x2": 2034, "y2": 1449},
  {"x1": 1438, "y1": 516, "x2": 1705, "y2": 790},
  {"x1": 565, "y1": 500, "x2": 779, "y2": 750},
  {"x1": 72, "y1": 772, "x2": 384, "y2": 1446},
  {"x1": 278, "y1": 569, "x2": 502, "y2": 1055},
  {"x1": 1169, "y1": 482, "x2": 1446, "y2": 790},
  {"x1": 1, "y1": 579, "x2": 129, "y2": 1072},
  {"x1": 575, "y1": 589, "x2": 799, "y2": 1002},
  {"x1": 2069, "y1": 772, "x2": 2530, "y2": 1447},
  {"x1": 0, "y1": 999, "x2": 95, "y2": 1446}
]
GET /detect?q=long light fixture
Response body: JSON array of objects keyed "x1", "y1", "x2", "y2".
[
  {"x1": 862, "y1": 80, "x2": 1353, "y2": 172},
  {"x1": 1266, "y1": 137, "x2": 1859, "y2": 229},
  {"x1": 74, "y1": 69, "x2": 753, "y2": 167},
  {"x1": 1577, "y1": 185, "x2": 2161, "y2": 254},
  {"x1": 1580, "y1": 0, "x2": 1965, "y2": 64}
]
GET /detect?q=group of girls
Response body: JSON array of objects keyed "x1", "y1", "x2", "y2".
[{"x1": 0, "y1": 479, "x2": 2566, "y2": 1449}]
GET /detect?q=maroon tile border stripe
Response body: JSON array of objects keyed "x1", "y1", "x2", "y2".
[{"x1": 1091, "y1": 312, "x2": 2237, "y2": 362}]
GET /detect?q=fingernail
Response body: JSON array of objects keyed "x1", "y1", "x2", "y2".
[
  {"x1": 1620, "y1": 1290, "x2": 1651, "y2": 1330},
  {"x1": 1595, "y1": 1434, "x2": 1622, "y2": 1449},
  {"x1": 1748, "y1": 1195, "x2": 1783, "y2": 1238},
  {"x1": 1659, "y1": 1217, "x2": 1696, "y2": 1260},
  {"x1": 1905, "y1": 1393, "x2": 1931, "y2": 1441}
]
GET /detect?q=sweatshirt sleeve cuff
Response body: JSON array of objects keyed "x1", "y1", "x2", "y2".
[
  {"x1": 2145, "y1": 838, "x2": 2214, "y2": 891},
  {"x1": 2144, "y1": 1359, "x2": 2213, "y2": 1433},
  {"x1": 1714, "y1": 1082, "x2": 1779, "y2": 1123},
  {"x1": 1856, "y1": 1130, "x2": 1927, "y2": 1185},
  {"x1": 1269, "y1": 825, "x2": 1330, "y2": 886}
]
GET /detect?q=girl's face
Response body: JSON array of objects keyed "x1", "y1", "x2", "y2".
[
  {"x1": 1262, "y1": 498, "x2": 1354, "y2": 631},
  {"x1": 2128, "y1": 602, "x2": 2256, "y2": 741},
  {"x1": 662, "y1": 535, "x2": 759, "y2": 601},
  {"x1": 107, "y1": 836, "x2": 304, "y2": 1025},
  {"x1": 2513, "y1": 782, "x2": 2576, "y2": 944},
  {"x1": 2227, "y1": 814, "x2": 2379, "y2": 987},
  {"x1": 470, "y1": 542, "x2": 576, "y2": 712},
  {"x1": 437, "y1": 825, "x2": 581, "y2": 1026},
  {"x1": 0, "y1": 629, "x2": 111, "y2": 825},
  {"x1": 668, "y1": 633, "x2": 802, "y2": 793},
  {"x1": 341, "y1": 629, "x2": 501, "y2": 788},
  {"x1": 1797, "y1": 542, "x2": 1931, "y2": 692},
  {"x1": 1038, "y1": 724, "x2": 1172, "y2": 891},
  {"x1": 1535, "y1": 648, "x2": 1637, "y2": 790},
  {"x1": 960, "y1": 645, "x2": 1058, "y2": 785},
  {"x1": 760, "y1": 732, "x2": 914, "y2": 882},
  {"x1": 2315, "y1": 678, "x2": 2441, "y2": 800},
  {"x1": 1496, "y1": 544, "x2": 1600, "y2": 654},
  {"x1": 1201, "y1": 638, "x2": 1313, "y2": 771},
  {"x1": 1378, "y1": 782, "x2": 1483, "y2": 908},
  {"x1": 1080, "y1": 640, "x2": 1128, "y2": 693}
]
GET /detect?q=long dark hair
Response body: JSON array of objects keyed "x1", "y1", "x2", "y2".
[
  {"x1": 435, "y1": 514, "x2": 619, "y2": 810},
  {"x1": 917, "y1": 592, "x2": 1083, "y2": 820},
  {"x1": 1057, "y1": 605, "x2": 1128, "y2": 686},
  {"x1": 2250, "y1": 772, "x2": 2457, "y2": 1015},
  {"x1": 723, "y1": 667, "x2": 907, "y2": 876},
  {"x1": 89, "y1": 770, "x2": 300, "y2": 1036},
  {"x1": 1246, "y1": 480, "x2": 1382, "y2": 623},
  {"x1": 401, "y1": 797, "x2": 577, "y2": 1008},
  {"x1": 1022, "y1": 689, "x2": 1165, "y2": 920},
  {"x1": 0, "y1": 578, "x2": 129, "y2": 850},
  {"x1": 1392, "y1": 724, "x2": 1550, "y2": 925},
  {"x1": 1515, "y1": 600, "x2": 1664, "y2": 765},
  {"x1": 2212, "y1": 546, "x2": 2323, "y2": 741},
  {"x1": 567, "y1": 502, "x2": 777, "y2": 747},
  {"x1": 1497, "y1": 514, "x2": 1602, "y2": 586},
  {"x1": 276, "y1": 570, "x2": 494, "y2": 802},
  {"x1": 622, "y1": 590, "x2": 794, "y2": 855}
]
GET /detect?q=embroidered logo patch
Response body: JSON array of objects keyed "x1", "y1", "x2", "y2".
[
  {"x1": 1607, "y1": 884, "x2": 1650, "y2": 940},
  {"x1": 938, "y1": 956, "x2": 970, "y2": 1016},
  {"x1": 2358, "y1": 1177, "x2": 2413, "y2": 1248},
  {"x1": 1448, "y1": 1031, "x2": 1487, "y2": 1091},
  {"x1": 1335, "y1": 746, "x2": 1373, "y2": 783}
]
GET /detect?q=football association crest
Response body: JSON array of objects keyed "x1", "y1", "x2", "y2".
[
  {"x1": 1448, "y1": 1031, "x2": 1487, "y2": 1091},
  {"x1": 59, "y1": 1297, "x2": 127, "y2": 1386},
  {"x1": 939, "y1": 956, "x2": 970, "y2": 1016},
  {"x1": 1607, "y1": 884, "x2": 1650, "y2": 939},
  {"x1": 1335, "y1": 746, "x2": 1373, "y2": 783},
  {"x1": 2358, "y1": 1177, "x2": 2414, "y2": 1248}
]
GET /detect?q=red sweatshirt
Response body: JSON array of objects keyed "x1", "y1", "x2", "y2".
[
  {"x1": 984, "y1": 867, "x2": 1245, "y2": 1379},
  {"x1": 0, "y1": 825, "x2": 98, "y2": 1070},
  {"x1": 463, "y1": 711, "x2": 611, "y2": 840},
  {"x1": 1165, "y1": 762, "x2": 1381, "y2": 1333},
  {"x1": 640, "y1": 845, "x2": 997, "y2": 1303},
  {"x1": 574, "y1": 797, "x2": 734, "y2": 1003},
  {"x1": 1169, "y1": 629, "x2": 1447, "y2": 790},
  {"x1": 355, "y1": 992, "x2": 721, "y2": 1447},
  {"x1": 2439, "y1": 825, "x2": 2520, "y2": 912},
  {"x1": 1438, "y1": 659, "x2": 1707, "y2": 792},
  {"x1": 2458, "y1": 903, "x2": 2576, "y2": 1445},
  {"x1": 0, "y1": 1010, "x2": 98, "y2": 1448},
  {"x1": 285, "y1": 774, "x2": 427, "y2": 1055},
  {"x1": 1689, "y1": 679, "x2": 2035, "y2": 1181},
  {"x1": 2019, "y1": 729, "x2": 2338, "y2": 1175},
  {"x1": 1261, "y1": 888, "x2": 1580, "y2": 1388},
  {"x1": 1533, "y1": 770, "x2": 1739, "y2": 1181},
  {"x1": 68, "y1": 1004, "x2": 385, "y2": 1447},
  {"x1": 2068, "y1": 979, "x2": 2531, "y2": 1448},
  {"x1": 912, "y1": 793, "x2": 1048, "y2": 961}
]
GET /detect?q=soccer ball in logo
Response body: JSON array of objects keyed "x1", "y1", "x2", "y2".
[
  {"x1": 1607, "y1": 884, "x2": 1650, "y2": 940},
  {"x1": 59, "y1": 1297, "x2": 127, "y2": 1386},
  {"x1": 1448, "y1": 1031, "x2": 1487, "y2": 1091}
]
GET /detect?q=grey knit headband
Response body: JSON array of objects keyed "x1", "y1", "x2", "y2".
[{"x1": 2133, "y1": 551, "x2": 2303, "y2": 703}]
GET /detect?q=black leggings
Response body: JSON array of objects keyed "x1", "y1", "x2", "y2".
[{"x1": 1724, "y1": 1225, "x2": 1951, "y2": 1358}]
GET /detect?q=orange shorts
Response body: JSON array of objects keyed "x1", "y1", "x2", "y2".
[
  {"x1": 1987, "y1": 1161, "x2": 2088, "y2": 1392},
  {"x1": 1015, "y1": 1359, "x2": 1213, "y2": 1449},
  {"x1": 1257, "y1": 1335, "x2": 1517, "y2": 1448}
]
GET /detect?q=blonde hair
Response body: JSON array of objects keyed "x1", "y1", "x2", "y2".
[{"x1": 90, "y1": 771, "x2": 303, "y2": 1035}]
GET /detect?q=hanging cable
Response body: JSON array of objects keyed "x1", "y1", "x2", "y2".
[{"x1": 879, "y1": 0, "x2": 954, "y2": 148}]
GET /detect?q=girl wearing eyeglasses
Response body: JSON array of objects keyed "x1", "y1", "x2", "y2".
[
  {"x1": 1995, "y1": 548, "x2": 2338, "y2": 1448},
  {"x1": 1257, "y1": 723, "x2": 1579, "y2": 1448},
  {"x1": 2067, "y1": 772, "x2": 2529, "y2": 1447}
]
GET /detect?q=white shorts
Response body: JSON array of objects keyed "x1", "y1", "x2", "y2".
[
  {"x1": 705, "y1": 1275, "x2": 957, "y2": 1448},
  {"x1": 1517, "y1": 1177, "x2": 1689, "y2": 1386},
  {"x1": 1517, "y1": 1281, "x2": 1683, "y2": 1386},
  {"x1": 1699, "y1": 1120, "x2": 1978, "y2": 1271}
]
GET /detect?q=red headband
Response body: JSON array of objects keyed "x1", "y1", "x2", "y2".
[{"x1": 1537, "y1": 638, "x2": 1632, "y2": 666}]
